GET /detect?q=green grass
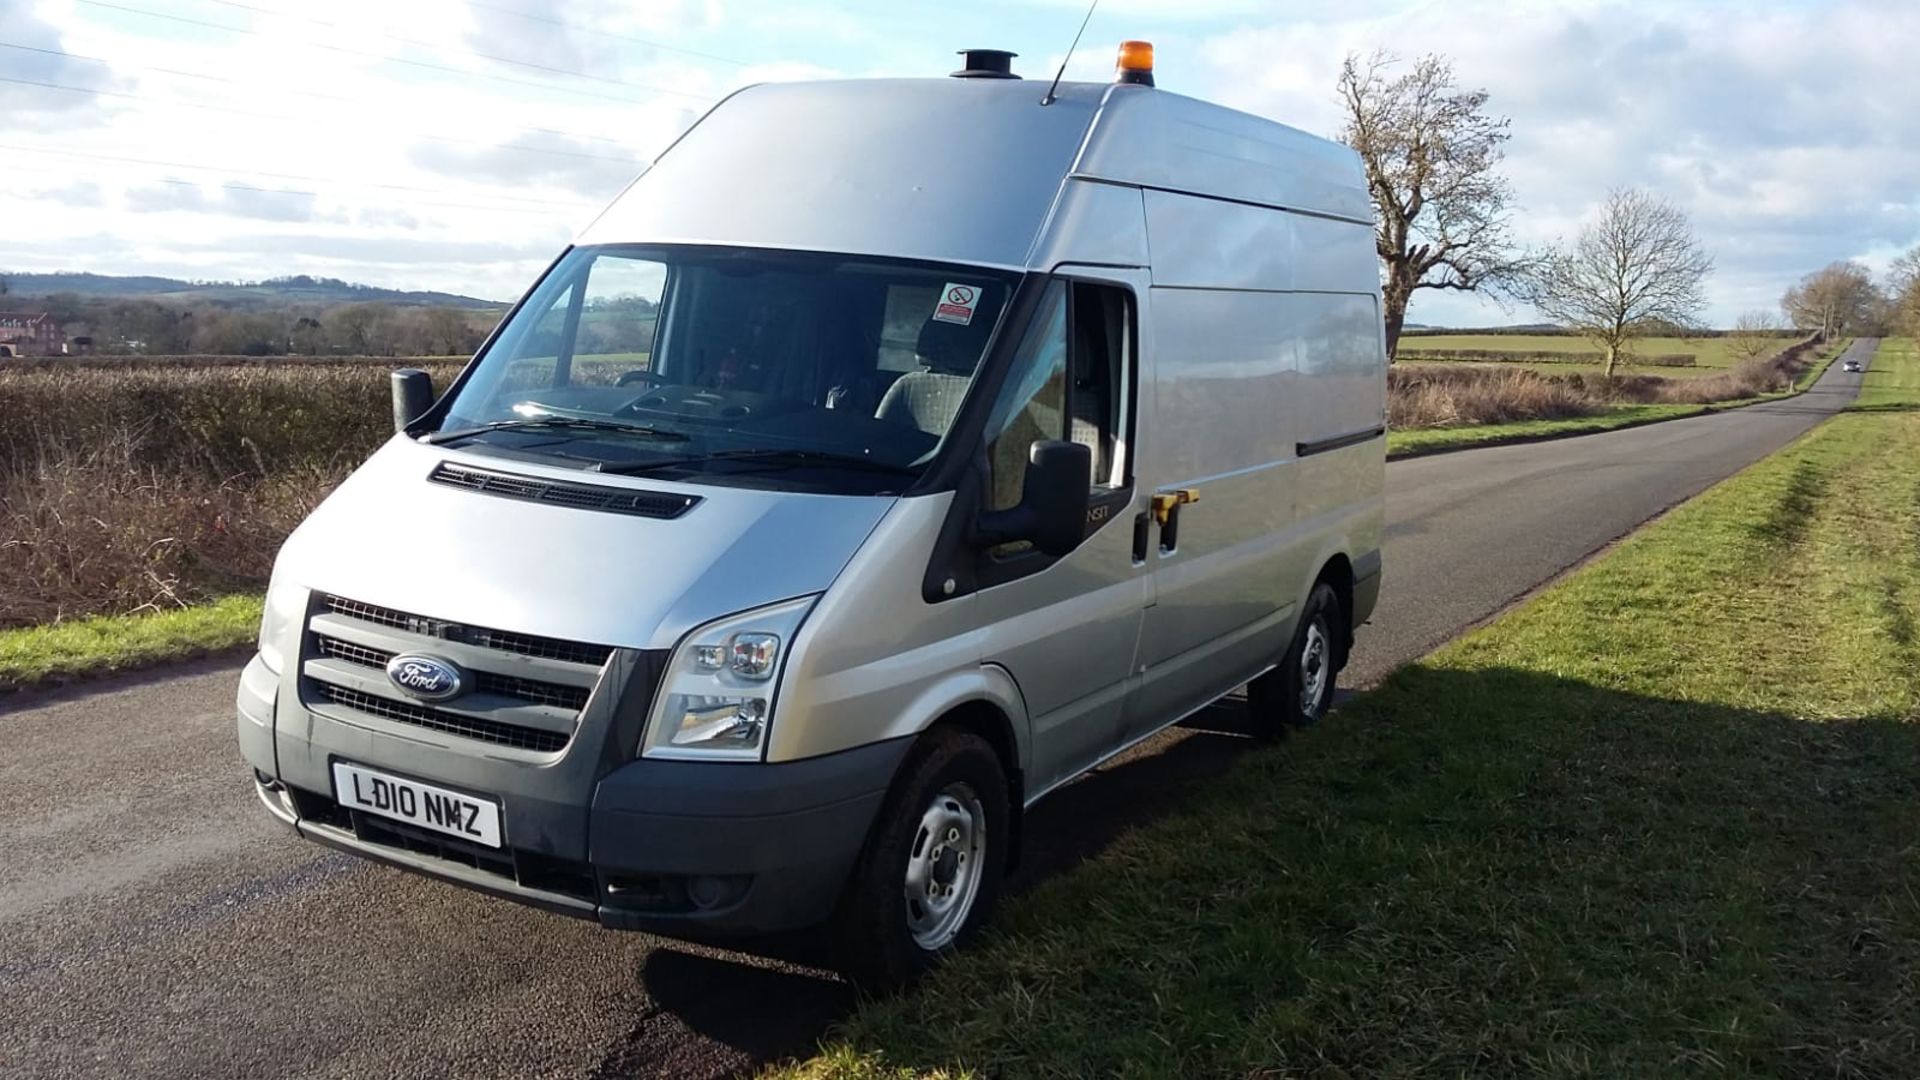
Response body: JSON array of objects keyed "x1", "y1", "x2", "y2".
[
  {"x1": 1853, "y1": 338, "x2": 1920, "y2": 409},
  {"x1": 0, "y1": 594, "x2": 262, "y2": 691},
  {"x1": 1388, "y1": 402, "x2": 1729, "y2": 457},
  {"x1": 779, "y1": 411, "x2": 1920, "y2": 1078}
]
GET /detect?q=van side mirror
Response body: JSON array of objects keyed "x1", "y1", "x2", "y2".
[
  {"x1": 975, "y1": 440, "x2": 1091, "y2": 558},
  {"x1": 391, "y1": 368, "x2": 433, "y2": 433}
]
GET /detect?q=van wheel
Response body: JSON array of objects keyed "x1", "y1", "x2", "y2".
[
  {"x1": 832, "y1": 728, "x2": 1008, "y2": 992},
  {"x1": 1247, "y1": 582, "x2": 1342, "y2": 738}
]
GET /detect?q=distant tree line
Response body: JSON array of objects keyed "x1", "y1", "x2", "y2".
[{"x1": 15, "y1": 294, "x2": 497, "y2": 357}]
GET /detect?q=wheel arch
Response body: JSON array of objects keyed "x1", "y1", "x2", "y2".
[{"x1": 1311, "y1": 551, "x2": 1356, "y2": 667}]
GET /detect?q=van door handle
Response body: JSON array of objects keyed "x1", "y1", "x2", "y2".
[
  {"x1": 1152, "y1": 489, "x2": 1199, "y2": 554},
  {"x1": 1150, "y1": 488, "x2": 1199, "y2": 526}
]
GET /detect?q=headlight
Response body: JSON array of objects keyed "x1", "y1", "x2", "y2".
[
  {"x1": 641, "y1": 596, "x2": 816, "y2": 761},
  {"x1": 257, "y1": 578, "x2": 308, "y2": 675}
]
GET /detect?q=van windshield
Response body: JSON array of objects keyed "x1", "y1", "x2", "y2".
[{"x1": 436, "y1": 244, "x2": 1017, "y2": 493}]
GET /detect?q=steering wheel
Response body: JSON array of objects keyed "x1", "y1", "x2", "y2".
[{"x1": 615, "y1": 369, "x2": 666, "y2": 387}]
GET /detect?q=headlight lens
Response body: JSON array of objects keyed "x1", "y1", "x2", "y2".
[
  {"x1": 257, "y1": 578, "x2": 307, "y2": 674},
  {"x1": 641, "y1": 596, "x2": 815, "y2": 761}
]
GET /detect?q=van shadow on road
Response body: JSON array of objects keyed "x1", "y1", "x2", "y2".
[{"x1": 595, "y1": 697, "x2": 1281, "y2": 1078}]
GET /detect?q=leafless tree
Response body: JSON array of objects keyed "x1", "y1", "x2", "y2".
[
  {"x1": 1524, "y1": 188, "x2": 1714, "y2": 379},
  {"x1": 421, "y1": 306, "x2": 472, "y2": 356},
  {"x1": 1339, "y1": 51, "x2": 1530, "y2": 360},
  {"x1": 1781, "y1": 261, "x2": 1879, "y2": 340},
  {"x1": 1890, "y1": 247, "x2": 1920, "y2": 339},
  {"x1": 330, "y1": 301, "x2": 393, "y2": 356},
  {"x1": 1727, "y1": 309, "x2": 1784, "y2": 364},
  {"x1": 1892, "y1": 247, "x2": 1920, "y2": 297}
]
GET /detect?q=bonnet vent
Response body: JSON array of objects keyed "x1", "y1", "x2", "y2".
[{"x1": 429, "y1": 462, "x2": 699, "y2": 520}]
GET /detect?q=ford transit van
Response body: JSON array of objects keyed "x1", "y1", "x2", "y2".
[{"x1": 239, "y1": 44, "x2": 1386, "y2": 987}]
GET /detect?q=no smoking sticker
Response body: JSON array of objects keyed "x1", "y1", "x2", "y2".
[{"x1": 932, "y1": 283, "x2": 981, "y2": 326}]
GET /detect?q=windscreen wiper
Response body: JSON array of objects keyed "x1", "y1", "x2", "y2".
[
  {"x1": 594, "y1": 447, "x2": 914, "y2": 475},
  {"x1": 423, "y1": 417, "x2": 689, "y2": 446}
]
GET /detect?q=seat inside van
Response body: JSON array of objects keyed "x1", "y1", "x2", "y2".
[{"x1": 875, "y1": 318, "x2": 988, "y2": 434}]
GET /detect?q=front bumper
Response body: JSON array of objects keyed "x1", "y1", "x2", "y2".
[{"x1": 239, "y1": 649, "x2": 911, "y2": 936}]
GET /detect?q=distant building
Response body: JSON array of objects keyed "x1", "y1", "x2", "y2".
[{"x1": 0, "y1": 312, "x2": 63, "y2": 357}]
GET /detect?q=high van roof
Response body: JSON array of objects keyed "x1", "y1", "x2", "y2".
[{"x1": 576, "y1": 77, "x2": 1370, "y2": 270}]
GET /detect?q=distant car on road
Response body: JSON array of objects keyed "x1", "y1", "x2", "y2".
[{"x1": 1843, "y1": 360, "x2": 1863, "y2": 372}]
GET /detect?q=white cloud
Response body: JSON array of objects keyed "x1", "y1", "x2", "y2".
[
  {"x1": 1, "y1": 0, "x2": 1914, "y2": 326},
  {"x1": 1195, "y1": 0, "x2": 1920, "y2": 323}
]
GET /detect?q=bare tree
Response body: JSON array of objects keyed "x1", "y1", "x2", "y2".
[
  {"x1": 421, "y1": 306, "x2": 472, "y2": 356},
  {"x1": 329, "y1": 301, "x2": 393, "y2": 355},
  {"x1": 1524, "y1": 188, "x2": 1714, "y2": 379},
  {"x1": 1891, "y1": 247, "x2": 1920, "y2": 340},
  {"x1": 1727, "y1": 309, "x2": 1784, "y2": 364},
  {"x1": 1781, "y1": 261, "x2": 1879, "y2": 340},
  {"x1": 1892, "y1": 246, "x2": 1920, "y2": 296},
  {"x1": 1338, "y1": 52, "x2": 1529, "y2": 360}
]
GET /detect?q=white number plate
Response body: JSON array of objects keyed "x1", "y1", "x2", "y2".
[{"x1": 332, "y1": 762, "x2": 502, "y2": 848}]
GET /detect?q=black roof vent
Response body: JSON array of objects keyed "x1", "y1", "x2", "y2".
[{"x1": 952, "y1": 49, "x2": 1018, "y2": 79}]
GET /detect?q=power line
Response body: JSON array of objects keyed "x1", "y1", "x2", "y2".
[
  {"x1": 0, "y1": 71, "x2": 647, "y2": 167},
  {"x1": 461, "y1": 0, "x2": 749, "y2": 67},
  {"x1": 0, "y1": 143, "x2": 603, "y2": 213},
  {"x1": 73, "y1": 0, "x2": 716, "y2": 109},
  {"x1": 0, "y1": 40, "x2": 638, "y2": 150},
  {"x1": 200, "y1": 0, "x2": 716, "y2": 101}
]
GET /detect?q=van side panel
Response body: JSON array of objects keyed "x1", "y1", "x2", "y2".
[
  {"x1": 1126, "y1": 190, "x2": 1381, "y2": 732},
  {"x1": 1293, "y1": 289, "x2": 1387, "y2": 609}
]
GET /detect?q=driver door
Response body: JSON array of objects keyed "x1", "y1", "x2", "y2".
[{"x1": 971, "y1": 269, "x2": 1151, "y2": 797}]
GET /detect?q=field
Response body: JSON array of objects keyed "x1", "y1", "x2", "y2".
[
  {"x1": 778, "y1": 408, "x2": 1920, "y2": 1078},
  {"x1": 1398, "y1": 333, "x2": 1789, "y2": 378}
]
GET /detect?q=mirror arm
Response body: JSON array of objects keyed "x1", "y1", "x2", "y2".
[{"x1": 969, "y1": 505, "x2": 1036, "y2": 548}]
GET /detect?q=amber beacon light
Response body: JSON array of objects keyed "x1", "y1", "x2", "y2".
[{"x1": 1115, "y1": 40, "x2": 1155, "y2": 86}]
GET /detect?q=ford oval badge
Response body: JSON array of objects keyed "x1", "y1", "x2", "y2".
[{"x1": 385, "y1": 654, "x2": 465, "y2": 702}]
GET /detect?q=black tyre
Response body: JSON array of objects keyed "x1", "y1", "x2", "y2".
[
  {"x1": 1247, "y1": 581, "x2": 1343, "y2": 738},
  {"x1": 832, "y1": 727, "x2": 1009, "y2": 992}
]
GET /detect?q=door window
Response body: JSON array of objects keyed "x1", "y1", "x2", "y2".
[{"x1": 983, "y1": 280, "x2": 1134, "y2": 513}]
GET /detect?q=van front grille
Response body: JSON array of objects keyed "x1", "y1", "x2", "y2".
[
  {"x1": 314, "y1": 635, "x2": 590, "y2": 711},
  {"x1": 321, "y1": 594, "x2": 613, "y2": 667},
  {"x1": 313, "y1": 684, "x2": 571, "y2": 754},
  {"x1": 303, "y1": 595, "x2": 611, "y2": 754}
]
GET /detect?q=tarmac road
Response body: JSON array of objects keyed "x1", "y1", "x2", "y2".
[{"x1": 0, "y1": 339, "x2": 1876, "y2": 1079}]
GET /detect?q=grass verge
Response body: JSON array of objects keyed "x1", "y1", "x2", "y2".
[
  {"x1": 780, "y1": 410, "x2": 1920, "y2": 1077},
  {"x1": 1853, "y1": 337, "x2": 1919, "y2": 409},
  {"x1": 0, "y1": 594, "x2": 262, "y2": 692},
  {"x1": 1387, "y1": 401, "x2": 1710, "y2": 457}
]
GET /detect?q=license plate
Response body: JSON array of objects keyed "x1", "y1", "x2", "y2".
[{"x1": 332, "y1": 762, "x2": 502, "y2": 848}]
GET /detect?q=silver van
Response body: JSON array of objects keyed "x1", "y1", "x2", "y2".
[{"x1": 239, "y1": 45, "x2": 1385, "y2": 987}]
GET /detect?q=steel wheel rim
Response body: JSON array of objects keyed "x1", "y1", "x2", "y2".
[
  {"x1": 1299, "y1": 618, "x2": 1331, "y2": 716},
  {"x1": 903, "y1": 781, "x2": 986, "y2": 951}
]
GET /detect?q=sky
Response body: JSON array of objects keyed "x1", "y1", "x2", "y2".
[{"x1": 2, "y1": 0, "x2": 1916, "y2": 327}]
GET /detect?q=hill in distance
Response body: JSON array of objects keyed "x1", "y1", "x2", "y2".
[{"x1": 1, "y1": 271, "x2": 504, "y2": 310}]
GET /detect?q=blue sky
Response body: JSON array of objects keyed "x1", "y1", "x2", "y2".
[{"x1": 3, "y1": 0, "x2": 1916, "y2": 326}]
